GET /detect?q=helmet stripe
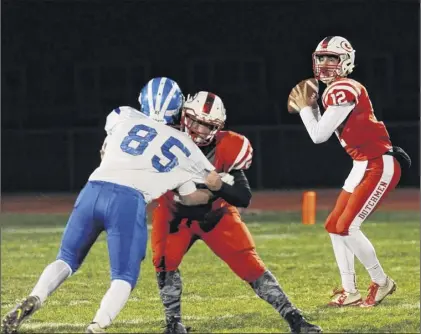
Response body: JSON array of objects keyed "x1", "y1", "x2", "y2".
[
  {"x1": 155, "y1": 77, "x2": 167, "y2": 111},
  {"x1": 321, "y1": 36, "x2": 334, "y2": 49},
  {"x1": 161, "y1": 82, "x2": 179, "y2": 113},
  {"x1": 202, "y1": 92, "x2": 216, "y2": 114}
]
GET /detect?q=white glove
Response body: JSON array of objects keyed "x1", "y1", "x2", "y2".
[{"x1": 219, "y1": 173, "x2": 234, "y2": 185}]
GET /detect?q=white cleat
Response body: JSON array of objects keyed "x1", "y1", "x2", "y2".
[
  {"x1": 86, "y1": 322, "x2": 106, "y2": 333},
  {"x1": 360, "y1": 276, "x2": 396, "y2": 307},
  {"x1": 328, "y1": 287, "x2": 362, "y2": 307}
]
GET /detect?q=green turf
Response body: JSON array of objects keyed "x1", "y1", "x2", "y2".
[{"x1": 1, "y1": 211, "x2": 420, "y2": 333}]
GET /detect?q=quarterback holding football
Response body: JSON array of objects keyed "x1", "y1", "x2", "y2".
[{"x1": 288, "y1": 36, "x2": 411, "y2": 307}]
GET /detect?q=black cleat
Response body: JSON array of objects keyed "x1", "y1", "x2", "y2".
[
  {"x1": 163, "y1": 316, "x2": 188, "y2": 334},
  {"x1": 2, "y1": 296, "x2": 41, "y2": 334},
  {"x1": 285, "y1": 310, "x2": 322, "y2": 334}
]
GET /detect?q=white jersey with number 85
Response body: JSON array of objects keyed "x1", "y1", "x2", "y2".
[{"x1": 89, "y1": 106, "x2": 215, "y2": 203}]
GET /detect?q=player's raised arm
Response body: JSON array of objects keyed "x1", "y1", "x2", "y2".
[
  {"x1": 299, "y1": 102, "x2": 355, "y2": 144},
  {"x1": 288, "y1": 77, "x2": 355, "y2": 144}
]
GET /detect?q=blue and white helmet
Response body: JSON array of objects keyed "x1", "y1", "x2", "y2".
[{"x1": 138, "y1": 77, "x2": 184, "y2": 125}]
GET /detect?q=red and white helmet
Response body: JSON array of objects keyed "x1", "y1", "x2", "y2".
[
  {"x1": 313, "y1": 36, "x2": 356, "y2": 84},
  {"x1": 181, "y1": 91, "x2": 226, "y2": 146}
]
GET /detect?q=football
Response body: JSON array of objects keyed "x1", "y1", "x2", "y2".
[{"x1": 287, "y1": 78, "x2": 319, "y2": 113}]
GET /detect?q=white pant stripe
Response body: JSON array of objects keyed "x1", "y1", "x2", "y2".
[{"x1": 349, "y1": 155, "x2": 395, "y2": 231}]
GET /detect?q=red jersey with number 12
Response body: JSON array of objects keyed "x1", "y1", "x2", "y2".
[{"x1": 322, "y1": 78, "x2": 392, "y2": 160}]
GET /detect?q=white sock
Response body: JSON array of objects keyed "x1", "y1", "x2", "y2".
[
  {"x1": 329, "y1": 233, "x2": 357, "y2": 293},
  {"x1": 92, "y1": 279, "x2": 132, "y2": 328},
  {"x1": 30, "y1": 259, "x2": 72, "y2": 304},
  {"x1": 343, "y1": 229, "x2": 387, "y2": 286}
]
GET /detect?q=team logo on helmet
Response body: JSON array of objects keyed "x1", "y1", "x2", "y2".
[{"x1": 340, "y1": 40, "x2": 353, "y2": 52}]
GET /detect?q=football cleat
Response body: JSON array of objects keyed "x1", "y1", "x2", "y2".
[
  {"x1": 1, "y1": 295, "x2": 41, "y2": 334},
  {"x1": 360, "y1": 276, "x2": 396, "y2": 307},
  {"x1": 163, "y1": 316, "x2": 188, "y2": 334},
  {"x1": 285, "y1": 310, "x2": 322, "y2": 334},
  {"x1": 328, "y1": 287, "x2": 362, "y2": 307},
  {"x1": 86, "y1": 322, "x2": 106, "y2": 333}
]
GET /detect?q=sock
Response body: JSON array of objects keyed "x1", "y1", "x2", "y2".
[
  {"x1": 249, "y1": 270, "x2": 296, "y2": 318},
  {"x1": 329, "y1": 233, "x2": 357, "y2": 293},
  {"x1": 157, "y1": 270, "x2": 182, "y2": 323},
  {"x1": 343, "y1": 229, "x2": 387, "y2": 286},
  {"x1": 30, "y1": 259, "x2": 72, "y2": 304},
  {"x1": 92, "y1": 279, "x2": 132, "y2": 328}
]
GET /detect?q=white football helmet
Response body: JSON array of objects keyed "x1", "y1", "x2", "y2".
[
  {"x1": 181, "y1": 91, "x2": 226, "y2": 146},
  {"x1": 313, "y1": 36, "x2": 356, "y2": 84}
]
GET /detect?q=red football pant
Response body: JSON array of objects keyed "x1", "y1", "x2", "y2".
[
  {"x1": 152, "y1": 210, "x2": 266, "y2": 283},
  {"x1": 325, "y1": 155, "x2": 401, "y2": 235}
]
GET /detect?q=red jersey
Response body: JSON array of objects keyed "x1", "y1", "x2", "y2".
[
  {"x1": 156, "y1": 130, "x2": 253, "y2": 217},
  {"x1": 208, "y1": 130, "x2": 253, "y2": 173},
  {"x1": 322, "y1": 78, "x2": 392, "y2": 160}
]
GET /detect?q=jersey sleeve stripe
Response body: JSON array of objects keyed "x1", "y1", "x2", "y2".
[
  {"x1": 324, "y1": 80, "x2": 361, "y2": 96},
  {"x1": 235, "y1": 151, "x2": 253, "y2": 170},
  {"x1": 232, "y1": 145, "x2": 253, "y2": 170},
  {"x1": 228, "y1": 137, "x2": 250, "y2": 172},
  {"x1": 343, "y1": 79, "x2": 362, "y2": 94}
]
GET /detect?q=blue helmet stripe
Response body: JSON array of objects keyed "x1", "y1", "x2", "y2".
[
  {"x1": 161, "y1": 82, "x2": 178, "y2": 113},
  {"x1": 154, "y1": 77, "x2": 167, "y2": 112},
  {"x1": 138, "y1": 77, "x2": 183, "y2": 125}
]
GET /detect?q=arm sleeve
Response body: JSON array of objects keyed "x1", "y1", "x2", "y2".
[
  {"x1": 312, "y1": 106, "x2": 322, "y2": 121},
  {"x1": 299, "y1": 104, "x2": 355, "y2": 144},
  {"x1": 212, "y1": 169, "x2": 252, "y2": 208}
]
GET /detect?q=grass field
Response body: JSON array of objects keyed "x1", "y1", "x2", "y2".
[{"x1": 1, "y1": 211, "x2": 420, "y2": 333}]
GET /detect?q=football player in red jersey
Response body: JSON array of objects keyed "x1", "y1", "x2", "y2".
[
  {"x1": 152, "y1": 91, "x2": 322, "y2": 334},
  {"x1": 290, "y1": 36, "x2": 411, "y2": 308}
]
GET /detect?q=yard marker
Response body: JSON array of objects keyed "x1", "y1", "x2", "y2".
[{"x1": 302, "y1": 191, "x2": 316, "y2": 225}]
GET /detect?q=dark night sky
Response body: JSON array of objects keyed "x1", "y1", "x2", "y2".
[{"x1": 2, "y1": 0, "x2": 419, "y2": 191}]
